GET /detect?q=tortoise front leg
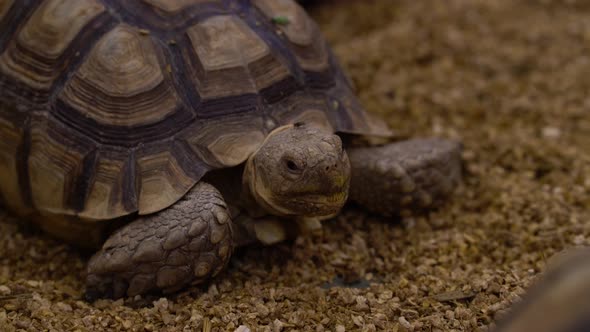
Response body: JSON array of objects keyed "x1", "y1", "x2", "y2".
[
  {"x1": 348, "y1": 138, "x2": 462, "y2": 217},
  {"x1": 85, "y1": 182, "x2": 233, "y2": 300}
]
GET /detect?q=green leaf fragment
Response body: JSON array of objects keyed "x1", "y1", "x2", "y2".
[{"x1": 272, "y1": 16, "x2": 290, "y2": 25}]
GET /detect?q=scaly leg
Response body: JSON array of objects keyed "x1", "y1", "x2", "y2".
[
  {"x1": 348, "y1": 138, "x2": 462, "y2": 216},
  {"x1": 85, "y1": 182, "x2": 233, "y2": 300}
]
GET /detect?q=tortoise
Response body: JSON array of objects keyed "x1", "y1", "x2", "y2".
[{"x1": 0, "y1": 0, "x2": 461, "y2": 299}]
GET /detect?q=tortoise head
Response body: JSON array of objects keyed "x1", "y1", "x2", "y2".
[{"x1": 244, "y1": 123, "x2": 351, "y2": 218}]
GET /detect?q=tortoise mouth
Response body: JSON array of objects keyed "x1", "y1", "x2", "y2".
[
  {"x1": 283, "y1": 189, "x2": 349, "y2": 217},
  {"x1": 300, "y1": 191, "x2": 348, "y2": 205},
  {"x1": 250, "y1": 183, "x2": 349, "y2": 218}
]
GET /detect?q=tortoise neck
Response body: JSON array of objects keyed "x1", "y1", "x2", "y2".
[{"x1": 242, "y1": 155, "x2": 292, "y2": 217}]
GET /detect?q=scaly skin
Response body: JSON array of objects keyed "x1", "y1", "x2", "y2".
[
  {"x1": 348, "y1": 138, "x2": 462, "y2": 216},
  {"x1": 85, "y1": 182, "x2": 233, "y2": 300}
]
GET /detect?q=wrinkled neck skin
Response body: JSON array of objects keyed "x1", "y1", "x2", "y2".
[
  {"x1": 242, "y1": 157, "x2": 290, "y2": 217},
  {"x1": 241, "y1": 123, "x2": 351, "y2": 221}
]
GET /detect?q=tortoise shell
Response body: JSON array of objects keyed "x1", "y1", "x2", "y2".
[{"x1": 0, "y1": 0, "x2": 389, "y2": 222}]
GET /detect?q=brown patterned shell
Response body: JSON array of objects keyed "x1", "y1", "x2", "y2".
[{"x1": 0, "y1": 0, "x2": 390, "y2": 222}]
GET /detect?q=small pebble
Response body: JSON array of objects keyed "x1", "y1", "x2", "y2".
[
  {"x1": 0, "y1": 285, "x2": 11, "y2": 295},
  {"x1": 541, "y1": 126, "x2": 561, "y2": 139},
  {"x1": 273, "y1": 319, "x2": 284, "y2": 332},
  {"x1": 399, "y1": 316, "x2": 412, "y2": 330},
  {"x1": 54, "y1": 302, "x2": 72, "y2": 312}
]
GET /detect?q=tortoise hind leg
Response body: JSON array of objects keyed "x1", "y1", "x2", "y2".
[
  {"x1": 347, "y1": 138, "x2": 462, "y2": 217},
  {"x1": 85, "y1": 182, "x2": 233, "y2": 300}
]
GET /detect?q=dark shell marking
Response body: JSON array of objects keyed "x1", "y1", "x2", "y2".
[{"x1": 0, "y1": 0, "x2": 387, "y2": 221}]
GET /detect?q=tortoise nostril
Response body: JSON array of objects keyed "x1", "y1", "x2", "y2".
[{"x1": 325, "y1": 163, "x2": 339, "y2": 172}]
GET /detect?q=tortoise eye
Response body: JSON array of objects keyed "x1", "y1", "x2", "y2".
[
  {"x1": 286, "y1": 160, "x2": 299, "y2": 171},
  {"x1": 283, "y1": 158, "x2": 303, "y2": 173}
]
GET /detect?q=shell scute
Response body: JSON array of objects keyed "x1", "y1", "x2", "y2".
[
  {"x1": 0, "y1": 0, "x2": 104, "y2": 92},
  {"x1": 0, "y1": 116, "x2": 29, "y2": 214},
  {"x1": 184, "y1": 14, "x2": 295, "y2": 112},
  {"x1": 137, "y1": 150, "x2": 195, "y2": 215},
  {"x1": 27, "y1": 114, "x2": 95, "y2": 215},
  {"x1": 254, "y1": 0, "x2": 329, "y2": 73},
  {"x1": 143, "y1": 0, "x2": 220, "y2": 14},
  {"x1": 0, "y1": 0, "x2": 14, "y2": 22},
  {"x1": 60, "y1": 24, "x2": 181, "y2": 127}
]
